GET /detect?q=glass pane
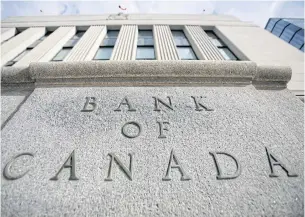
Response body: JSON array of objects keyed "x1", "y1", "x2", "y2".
[
  {"x1": 72, "y1": 31, "x2": 86, "y2": 39},
  {"x1": 52, "y1": 48, "x2": 71, "y2": 61},
  {"x1": 101, "y1": 38, "x2": 117, "y2": 46},
  {"x1": 94, "y1": 47, "x2": 113, "y2": 60},
  {"x1": 283, "y1": 18, "x2": 304, "y2": 29},
  {"x1": 290, "y1": 29, "x2": 304, "y2": 49},
  {"x1": 137, "y1": 38, "x2": 154, "y2": 46},
  {"x1": 272, "y1": 20, "x2": 290, "y2": 37},
  {"x1": 265, "y1": 18, "x2": 281, "y2": 31},
  {"x1": 177, "y1": 47, "x2": 197, "y2": 60},
  {"x1": 64, "y1": 39, "x2": 78, "y2": 47},
  {"x1": 172, "y1": 30, "x2": 190, "y2": 46},
  {"x1": 138, "y1": 30, "x2": 153, "y2": 38},
  {"x1": 206, "y1": 32, "x2": 224, "y2": 47},
  {"x1": 301, "y1": 45, "x2": 304, "y2": 52},
  {"x1": 219, "y1": 48, "x2": 237, "y2": 60},
  {"x1": 280, "y1": 24, "x2": 301, "y2": 42},
  {"x1": 13, "y1": 49, "x2": 31, "y2": 61},
  {"x1": 136, "y1": 47, "x2": 155, "y2": 60},
  {"x1": 106, "y1": 30, "x2": 119, "y2": 38},
  {"x1": 28, "y1": 40, "x2": 41, "y2": 48}
]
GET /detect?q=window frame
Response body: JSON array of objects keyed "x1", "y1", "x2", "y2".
[
  {"x1": 93, "y1": 30, "x2": 120, "y2": 60},
  {"x1": 136, "y1": 30, "x2": 155, "y2": 60},
  {"x1": 51, "y1": 30, "x2": 86, "y2": 62},
  {"x1": 171, "y1": 30, "x2": 198, "y2": 60},
  {"x1": 205, "y1": 30, "x2": 238, "y2": 61}
]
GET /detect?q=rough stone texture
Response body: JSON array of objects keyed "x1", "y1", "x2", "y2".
[
  {"x1": 1, "y1": 86, "x2": 303, "y2": 216},
  {"x1": 1, "y1": 86, "x2": 33, "y2": 127}
]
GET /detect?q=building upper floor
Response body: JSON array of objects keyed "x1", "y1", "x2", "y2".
[
  {"x1": 265, "y1": 18, "x2": 304, "y2": 52},
  {"x1": 1, "y1": 14, "x2": 304, "y2": 95}
]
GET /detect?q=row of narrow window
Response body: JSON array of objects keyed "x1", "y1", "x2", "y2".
[{"x1": 4, "y1": 29, "x2": 237, "y2": 66}]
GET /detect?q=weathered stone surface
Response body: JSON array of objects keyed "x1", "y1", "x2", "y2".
[
  {"x1": 1, "y1": 87, "x2": 33, "y2": 127},
  {"x1": 1, "y1": 86, "x2": 303, "y2": 216}
]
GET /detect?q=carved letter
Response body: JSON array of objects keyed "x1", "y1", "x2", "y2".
[
  {"x1": 50, "y1": 150, "x2": 79, "y2": 181},
  {"x1": 81, "y1": 97, "x2": 96, "y2": 112},
  {"x1": 157, "y1": 121, "x2": 170, "y2": 138},
  {"x1": 114, "y1": 97, "x2": 136, "y2": 112},
  {"x1": 209, "y1": 151, "x2": 241, "y2": 180},
  {"x1": 153, "y1": 97, "x2": 174, "y2": 111},
  {"x1": 121, "y1": 121, "x2": 141, "y2": 138},
  {"x1": 265, "y1": 147, "x2": 298, "y2": 177},
  {"x1": 3, "y1": 152, "x2": 34, "y2": 180},
  {"x1": 105, "y1": 153, "x2": 134, "y2": 181},
  {"x1": 162, "y1": 149, "x2": 191, "y2": 181},
  {"x1": 191, "y1": 96, "x2": 214, "y2": 111}
]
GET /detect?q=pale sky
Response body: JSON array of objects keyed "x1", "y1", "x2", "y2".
[{"x1": 1, "y1": 1, "x2": 304, "y2": 28}]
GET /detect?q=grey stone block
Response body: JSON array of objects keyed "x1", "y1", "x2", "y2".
[{"x1": 1, "y1": 86, "x2": 303, "y2": 216}]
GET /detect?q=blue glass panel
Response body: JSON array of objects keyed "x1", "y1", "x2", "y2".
[
  {"x1": 138, "y1": 30, "x2": 153, "y2": 38},
  {"x1": 301, "y1": 45, "x2": 304, "y2": 52},
  {"x1": 94, "y1": 47, "x2": 113, "y2": 60},
  {"x1": 102, "y1": 38, "x2": 117, "y2": 46},
  {"x1": 290, "y1": 29, "x2": 304, "y2": 49},
  {"x1": 272, "y1": 20, "x2": 290, "y2": 37},
  {"x1": 138, "y1": 30, "x2": 154, "y2": 45},
  {"x1": 219, "y1": 48, "x2": 237, "y2": 60},
  {"x1": 265, "y1": 18, "x2": 281, "y2": 32},
  {"x1": 137, "y1": 38, "x2": 154, "y2": 46},
  {"x1": 177, "y1": 47, "x2": 197, "y2": 60},
  {"x1": 280, "y1": 24, "x2": 301, "y2": 42},
  {"x1": 283, "y1": 18, "x2": 304, "y2": 29},
  {"x1": 206, "y1": 32, "x2": 224, "y2": 47},
  {"x1": 105, "y1": 30, "x2": 119, "y2": 38},
  {"x1": 172, "y1": 30, "x2": 190, "y2": 46},
  {"x1": 136, "y1": 47, "x2": 155, "y2": 60}
]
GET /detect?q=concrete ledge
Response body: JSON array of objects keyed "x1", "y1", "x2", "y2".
[
  {"x1": 1, "y1": 61, "x2": 292, "y2": 88},
  {"x1": 29, "y1": 61, "x2": 256, "y2": 86},
  {"x1": 1, "y1": 66, "x2": 32, "y2": 84},
  {"x1": 253, "y1": 65, "x2": 292, "y2": 88}
]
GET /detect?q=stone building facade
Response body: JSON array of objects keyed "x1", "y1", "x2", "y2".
[{"x1": 1, "y1": 14, "x2": 304, "y2": 216}]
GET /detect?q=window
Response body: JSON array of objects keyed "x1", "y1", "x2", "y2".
[
  {"x1": 172, "y1": 30, "x2": 197, "y2": 60},
  {"x1": 4, "y1": 31, "x2": 52, "y2": 66},
  {"x1": 94, "y1": 30, "x2": 119, "y2": 60},
  {"x1": 205, "y1": 31, "x2": 238, "y2": 60},
  {"x1": 28, "y1": 31, "x2": 52, "y2": 49},
  {"x1": 271, "y1": 19, "x2": 290, "y2": 37},
  {"x1": 136, "y1": 30, "x2": 155, "y2": 60},
  {"x1": 280, "y1": 24, "x2": 301, "y2": 42},
  {"x1": 265, "y1": 18, "x2": 281, "y2": 32},
  {"x1": 52, "y1": 31, "x2": 85, "y2": 61},
  {"x1": 290, "y1": 29, "x2": 304, "y2": 50}
]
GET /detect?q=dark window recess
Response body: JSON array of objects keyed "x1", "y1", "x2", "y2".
[
  {"x1": 172, "y1": 30, "x2": 197, "y2": 60},
  {"x1": 136, "y1": 30, "x2": 155, "y2": 60},
  {"x1": 205, "y1": 31, "x2": 238, "y2": 60},
  {"x1": 94, "y1": 30, "x2": 119, "y2": 60},
  {"x1": 52, "y1": 30, "x2": 86, "y2": 61}
]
